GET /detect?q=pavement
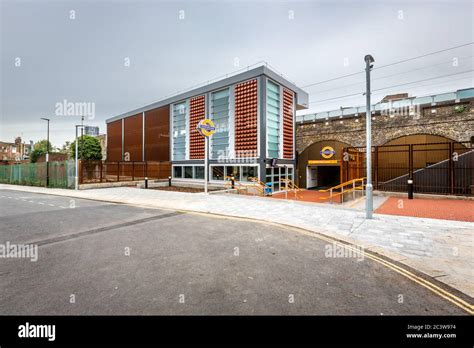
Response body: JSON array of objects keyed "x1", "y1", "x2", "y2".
[
  {"x1": 0, "y1": 183, "x2": 473, "y2": 301},
  {"x1": 0, "y1": 189, "x2": 469, "y2": 315},
  {"x1": 375, "y1": 197, "x2": 474, "y2": 222}
]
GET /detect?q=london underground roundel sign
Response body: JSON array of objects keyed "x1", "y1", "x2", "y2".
[
  {"x1": 320, "y1": 146, "x2": 336, "y2": 159},
  {"x1": 197, "y1": 119, "x2": 216, "y2": 137}
]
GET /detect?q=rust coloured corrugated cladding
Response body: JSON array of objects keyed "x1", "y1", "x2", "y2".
[
  {"x1": 189, "y1": 95, "x2": 206, "y2": 159},
  {"x1": 145, "y1": 105, "x2": 170, "y2": 161},
  {"x1": 107, "y1": 120, "x2": 122, "y2": 161},
  {"x1": 234, "y1": 79, "x2": 258, "y2": 157},
  {"x1": 123, "y1": 113, "x2": 143, "y2": 161},
  {"x1": 283, "y1": 88, "x2": 294, "y2": 159}
]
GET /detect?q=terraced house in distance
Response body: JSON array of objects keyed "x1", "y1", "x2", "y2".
[{"x1": 106, "y1": 65, "x2": 309, "y2": 191}]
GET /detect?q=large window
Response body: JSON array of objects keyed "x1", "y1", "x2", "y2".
[
  {"x1": 195, "y1": 166, "x2": 205, "y2": 179},
  {"x1": 172, "y1": 165, "x2": 205, "y2": 180},
  {"x1": 184, "y1": 166, "x2": 193, "y2": 179},
  {"x1": 225, "y1": 166, "x2": 240, "y2": 180},
  {"x1": 172, "y1": 102, "x2": 187, "y2": 160},
  {"x1": 212, "y1": 166, "x2": 225, "y2": 180},
  {"x1": 173, "y1": 166, "x2": 183, "y2": 178},
  {"x1": 265, "y1": 166, "x2": 294, "y2": 192},
  {"x1": 267, "y1": 80, "x2": 280, "y2": 159},
  {"x1": 241, "y1": 166, "x2": 257, "y2": 182},
  {"x1": 210, "y1": 88, "x2": 230, "y2": 159}
]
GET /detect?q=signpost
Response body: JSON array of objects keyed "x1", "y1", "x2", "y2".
[
  {"x1": 196, "y1": 118, "x2": 216, "y2": 193},
  {"x1": 84, "y1": 126, "x2": 99, "y2": 137}
]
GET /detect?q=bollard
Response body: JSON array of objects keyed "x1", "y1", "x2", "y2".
[
  {"x1": 407, "y1": 178, "x2": 414, "y2": 200},
  {"x1": 231, "y1": 176, "x2": 235, "y2": 189},
  {"x1": 168, "y1": 176, "x2": 172, "y2": 187},
  {"x1": 145, "y1": 177, "x2": 148, "y2": 189}
]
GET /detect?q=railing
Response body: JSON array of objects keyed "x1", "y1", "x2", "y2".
[
  {"x1": 296, "y1": 87, "x2": 474, "y2": 123},
  {"x1": 318, "y1": 178, "x2": 366, "y2": 204},
  {"x1": 224, "y1": 176, "x2": 248, "y2": 194},
  {"x1": 281, "y1": 178, "x2": 301, "y2": 191},
  {"x1": 281, "y1": 178, "x2": 303, "y2": 199},
  {"x1": 249, "y1": 177, "x2": 266, "y2": 196},
  {"x1": 79, "y1": 161, "x2": 171, "y2": 184},
  {"x1": 342, "y1": 141, "x2": 473, "y2": 196}
]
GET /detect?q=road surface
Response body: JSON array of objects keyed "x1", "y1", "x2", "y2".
[{"x1": 0, "y1": 189, "x2": 467, "y2": 315}]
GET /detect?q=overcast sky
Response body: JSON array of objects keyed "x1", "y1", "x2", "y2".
[{"x1": 1, "y1": 0, "x2": 473, "y2": 147}]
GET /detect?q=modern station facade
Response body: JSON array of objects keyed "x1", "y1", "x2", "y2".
[{"x1": 106, "y1": 66, "x2": 309, "y2": 191}]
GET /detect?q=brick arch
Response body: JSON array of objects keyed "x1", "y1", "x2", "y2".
[
  {"x1": 297, "y1": 101, "x2": 474, "y2": 153},
  {"x1": 297, "y1": 123, "x2": 471, "y2": 154},
  {"x1": 299, "y1": 139, "x2": 352, "y2": 157},
  {"x1": 297, "y1": 133, "x2": 358, "y2": 154},
  {"x1": 381, "y1": 133, "x2": 465, "y2": 146},
  {"x1": 374, "y1": 125, "x2": 469, "y2": 146}
]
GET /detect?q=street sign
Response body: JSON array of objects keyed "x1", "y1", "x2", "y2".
[
  {"x1": 196, "y1": 118, "x2": 216, "y2": 194},
  {"x1": 196, "y1": 119, "x2": 216, "y2": 137},
  {"x1": 84, "y1": 126, "x2": 99, "y2": 137},
  {"x1": 320, "y1": 146, "x2": 336, "y2": 159}
]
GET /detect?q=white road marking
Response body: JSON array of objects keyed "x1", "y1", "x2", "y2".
[
  {"x1": 38, "y1": 202, "x2": 45, "y2": 205},
  {"x1": 48, "y1": 204, "x2": 55, "y2": 207}
]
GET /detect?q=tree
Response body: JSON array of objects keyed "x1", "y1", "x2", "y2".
[
  {"x1": 69, "y1": 135, "x2": 102, "y2": 161},
  {"x1": 30, "y1": 140, "x2": 52, "y2": 163},
  {"x1": 60, "y1": 141, "x2": 71, "y2": 154}
]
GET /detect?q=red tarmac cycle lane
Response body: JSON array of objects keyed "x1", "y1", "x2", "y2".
[{"x1": 375, "y1": 197, "x2": 474, "y2": 222}]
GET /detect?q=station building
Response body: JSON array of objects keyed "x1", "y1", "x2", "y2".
[{"x1": 105, "y1": 66, "x2": 309, "y2": 191}]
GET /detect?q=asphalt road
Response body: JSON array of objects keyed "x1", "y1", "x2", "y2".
[{"x1": 0, "y1": 189, "x2": 467, "y2": 315}]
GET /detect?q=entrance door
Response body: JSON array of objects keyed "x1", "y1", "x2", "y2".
[
  {"x1": 317, "y1": 165, "x2": 340, "y2": 188},
  {"x1": 306, "y1": 166, "x2": 318, "y2": 188}
]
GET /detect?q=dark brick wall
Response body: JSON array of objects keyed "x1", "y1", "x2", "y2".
[{"x1": 296, "y1": 101, "x2": 474, "y2": 153}]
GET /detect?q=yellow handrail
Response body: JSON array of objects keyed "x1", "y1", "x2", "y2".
[
  {"x1": 318, "y1": 186, "x2": 364, "y2": 199},
  {"x1": 318, "y1": 177, "x2": 366, "y2": 203},
  {"x1": 281, "y1": 178, "x2": 301, "y2": 191},
  {"x1": 249, "y1": 177, "x2": 267, "y2": 196},
  {"x1": 319, "y1": 177, "x2": 366, "y2": 192}
]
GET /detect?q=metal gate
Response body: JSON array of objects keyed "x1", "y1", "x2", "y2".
[{"x1": 342, "y1": 141, "x2": 473, "y2": 196}]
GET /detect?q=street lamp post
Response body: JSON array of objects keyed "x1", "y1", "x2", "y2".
[
  {"x1": 40, "y1": 118, "x2": 50, "y2": 187},
  {"x1": 364, "y1": 54, "x2": 375, "y2": 219},
  {"x1": 75, "y1": 125, "x2": 84, "y2": 190}
]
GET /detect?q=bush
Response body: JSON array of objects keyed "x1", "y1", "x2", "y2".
[{"x1": 69, "y1": 135, "x2": 103, "y2": 161}]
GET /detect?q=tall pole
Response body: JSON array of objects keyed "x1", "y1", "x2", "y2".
[
  {"x1": 40, "y1": 118, "x2": 50, "y2": 187},
  {"x1": 75, "y1": 126, "x2": 79, "y2": 190},
  {"x1": 364, "y1": 55, "x2": 375, "y2": 219},
  {"x1": 204, "y1": 136, "x2": 209, "y2": 193},
  {"x1": 81, "y1": 116, "x2": 84, "y2": 161},
  {"x1": 74, "y1": 125, "x2": 83, "y2": 190}
]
